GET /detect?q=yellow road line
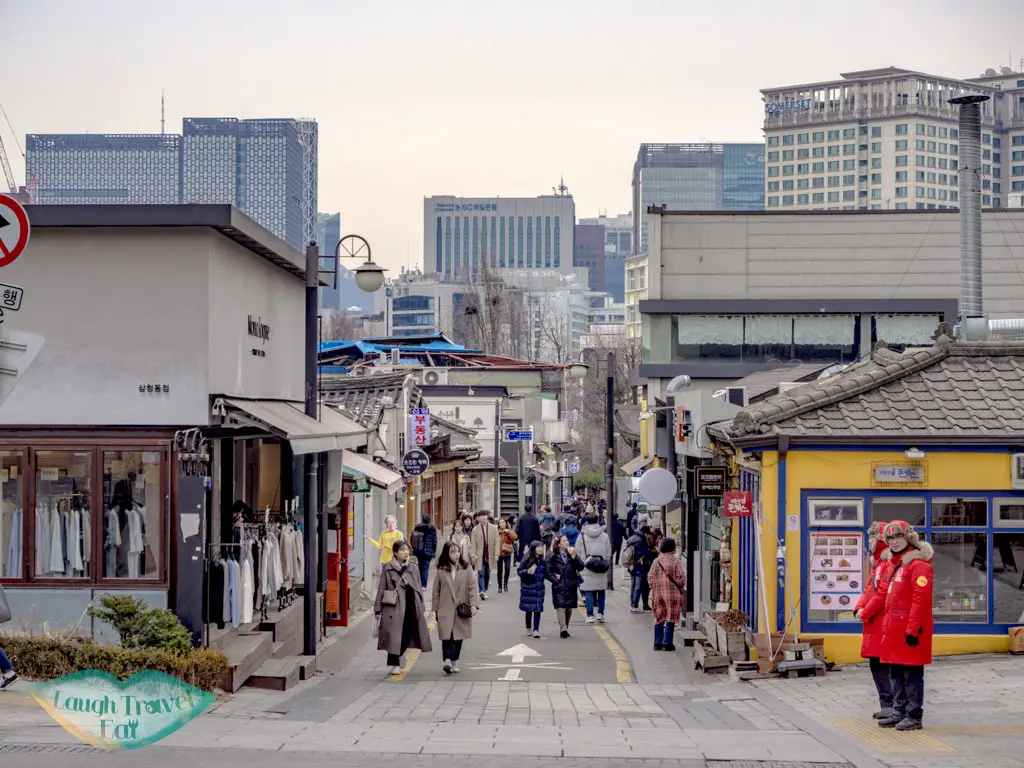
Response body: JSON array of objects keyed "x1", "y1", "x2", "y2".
[
  {"x1": 830, "y1": 718, "x2": 957, "y2": 754},
  {"x1": 594, "y1": 625, "x2": 633, "y2": 683},
  {"x1": 390, "y1": 614, "x2": 437, "y2": 681}
]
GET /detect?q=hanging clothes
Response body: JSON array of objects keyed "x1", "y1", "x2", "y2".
[
  {"x1": 68, "y1": 508, "x2": 83, "y2": 575},
  {"x1": 126, "y1": 508, "x2": 144, "y2": 579},
  {"x1": 35, "y1": 503, "x2": 50, "y2": 577},
  {"x1": 241, "y1": 553, "x2": 254, "y2": 625},
  {"x1": 207, "y1": 560, "x2": 227, "y2": 629},
  {"x1": 227, "y1": 558, "x2": 240, "y2": 628},
  {"x1": 49, "y1": 505, "x2": 65, "y2": 575},
  {"x1": 3, "y1": 506, "x2": 21, "y2": 579},
  {"x1": 82, "y1": 510, "x2": 91, "y2": 572}
]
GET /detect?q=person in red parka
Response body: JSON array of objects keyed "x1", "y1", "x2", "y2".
[
  {"x1": 877, "y1": 520, "x2": 934, "y2": 732},
  {"x1": 854, "y1": 522, "x2": 893, "y2": 719}
]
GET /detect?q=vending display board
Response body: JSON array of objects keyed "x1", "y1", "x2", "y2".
[{"x1": 808, "y1": 532, "x2": 864, "y2": 611}]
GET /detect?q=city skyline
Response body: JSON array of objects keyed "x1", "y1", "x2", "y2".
[{"x1": 4, "y1": 0, "x2": 1021, "y2": 271}]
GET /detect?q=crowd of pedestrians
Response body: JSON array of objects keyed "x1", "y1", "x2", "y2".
[{"x1": 373, "y1": 498, "x2": 686, "y2": 676}]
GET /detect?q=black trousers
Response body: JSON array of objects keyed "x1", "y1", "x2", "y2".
[
  {"x1": 890, "y1": 664, "x2": 925, "y2": 721},
  {"x1": 868, "y1": 656, "x2": 894, "y2": 709},
  {"x1": 497, "y1": 554, "x2": 513, "y2": 589},
  {"x1": 441, "y1": 638, "x2": 463, "y2": 661}
]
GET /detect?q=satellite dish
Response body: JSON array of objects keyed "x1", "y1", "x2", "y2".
[{"x1": 637, "y1": 468, "x2": 677, "y2": 507}]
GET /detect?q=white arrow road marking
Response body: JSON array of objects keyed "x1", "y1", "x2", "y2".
[
  {"x1": 469, "y1": 662, "x2": 572, "y2": 671},
  {"x1": 498, "y1": 668, "x2": 521, "y2": 682},
  {"x1": 497, "y1": 643, "x2": 541, "y2": 664}
]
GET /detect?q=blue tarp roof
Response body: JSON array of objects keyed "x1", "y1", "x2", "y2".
[{"x1": 319, "y1": 339, "x2": 482, "y2": 356}]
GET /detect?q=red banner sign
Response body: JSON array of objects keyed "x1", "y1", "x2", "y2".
[{"x1": 723, "y1": 490, "x2": 753, "y2": 517}]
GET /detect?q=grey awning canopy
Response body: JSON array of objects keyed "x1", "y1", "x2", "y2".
[{"x1": 215, "y1": 398, "x2": 367, "y2": 455}]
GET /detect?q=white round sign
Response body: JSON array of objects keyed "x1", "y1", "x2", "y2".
[{"x1": 637, "y1": 467, "x2": 677, "y2": 507}]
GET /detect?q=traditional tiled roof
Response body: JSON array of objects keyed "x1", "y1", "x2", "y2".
[
  {"x1": 459, "y1": 456, "x2": 509, "y2": 472},
  {"x1": 320, "y1": 371, "x2": 421, "y2": 427},
  {"x1": 717, "y1": 335, "x2": 1024, "y2": 442}
]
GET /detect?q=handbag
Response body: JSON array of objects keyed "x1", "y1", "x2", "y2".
[
  {"x1": 579, "y1": 535, "x2": 609, "y2": 573},
  {"x1": 380, "y1": 589, "x2": 398, "y2": 607},
  {"x1": 456, "y1": 603, "x2": 473, "y2": 618},
  {"x1": 0, "y1": 584, "x2": 11, "y2": 624}
]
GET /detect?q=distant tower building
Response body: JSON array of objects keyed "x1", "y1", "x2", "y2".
[
  {"x1": 578, "y1": 213, "x2": 632, "y2": 303},
  {"x1": 27, "y1": 116, "x2": 318, "y2": 252},
  {"x1": 573, "y1": 223, "x2": 606, "y2": 295},
  {"x1": 632, "y1": 143, "x2": 765, "y2": 254},
  {"x1": 316, "y1": 212, "x2": 342, "y2": 310},
  {"x1": 26, "y1": 134, "x2": 181, "y2": 205}
]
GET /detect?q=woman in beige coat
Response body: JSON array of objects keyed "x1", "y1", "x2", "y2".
[
  {"x1": 375, "y1": 540, "x2": 432, "y2": 677},
  {"x1": 431, "y1": 540, "x2": 479, "y2": 675}
]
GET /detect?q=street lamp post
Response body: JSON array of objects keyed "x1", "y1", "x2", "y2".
[
  {"x1": 302, "y1": 235, "x2": 386, "y2": 658},
  {"x1": 604, "y1": 351, "x2": 616, "y2": 591}
]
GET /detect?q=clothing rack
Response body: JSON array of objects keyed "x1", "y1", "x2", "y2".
[{"x1": 203, "y1": 542, "x2": 248, "y2": 648}]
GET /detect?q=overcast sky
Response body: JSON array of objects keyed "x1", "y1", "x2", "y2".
[{"x1": 4, "y1": 0, "x2": 1023, "y2": 270}]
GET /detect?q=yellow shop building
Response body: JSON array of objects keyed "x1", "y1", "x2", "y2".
[{"x1": 712, "y1": 335, "x2": 1024, "y2": 663}]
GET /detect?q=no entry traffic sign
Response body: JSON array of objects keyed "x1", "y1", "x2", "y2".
[{"x1": 0, "y1": 194, "x2": 30, "y2": 268}]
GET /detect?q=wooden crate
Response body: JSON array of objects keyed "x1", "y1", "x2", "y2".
[{"x1": 716, "y1": 623, "x2": 748, "y2": 662}]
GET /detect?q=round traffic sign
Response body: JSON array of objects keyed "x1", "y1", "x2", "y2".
[
  {"x1": 637, "y1": 467, "x2": 677, "y2": 507},
  {"x1": 0, "y1": 195, "x2": 30, "y2": 268},
  {"x1": 402, "y1": 449, "x2": 429, "y2": 477}
]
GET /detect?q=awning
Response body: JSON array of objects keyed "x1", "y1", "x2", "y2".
[
  {"x1": 529, "y1": 463, "x2": 555, "y2": 477},
  {"x1": 218, "y1": 398, "x2": 366, "y2": 455},
  {"x1": 300, "y1": 404, "x2": 368, "y2": 450},
  {"x1": 534, "y1": 443, "x2": 555, "y2": 456},
  {"x1": 342, "y1": 449, "x2": 404, "y2": 494},
  {"x1": 552, "y1": 442, "x2": 574, "y2": 454},
  {"x1": 619, "y1": 454, "x2": 654, "y2": 475}
]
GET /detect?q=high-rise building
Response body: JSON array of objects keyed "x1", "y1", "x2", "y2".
[
  {"x1": 26, "y1": 117, "x2": 318, "y2": 252},
  {"x1": 26, "y1": 134, "x2": 181, "y2": 205},
  {"x1": 631, "y1": 143, "x2": 765, "y2": 254},
  {"x1": 761, "y1": 66, "x2": 1024, "y2": 212},
  {"x1": 579, "y1": 213, "x2": 632, "y2": 303},
  {"x1": 573, "y1": 223, "x2": 605, "y2": 296},
  {"x1": 316, "y1": 212, "x2": 343, "y2": 310},
  {"x1": 423, "y1": 195, "x2": 576, "y2": 283}
]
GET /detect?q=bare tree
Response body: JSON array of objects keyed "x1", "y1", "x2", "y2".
[
  {"x1": 321, "y1": 308, "x2": 363, "y2": 341},
  {"x1": 451, "y1": 239, "x2": 530, "y2": 359}
]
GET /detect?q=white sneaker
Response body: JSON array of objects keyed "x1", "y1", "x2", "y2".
[
  {"x1": 480, "y1": 592, "x2": 488, "y2": 600},
  {"x1": 452, "y1": 662, "x2": 460, "y2": 673},
  {"x1": 387, "y1": 665, "x2": 401, "y2": 677},
  {"x1": 443, "y1": 659, "x2": 453, "y2": 675},
  {"x1": 586, "y1": 616, "x2": 595, "y2": 625},
  {"x1": 526, "y1": 628, "x2": 533, "y2": 636},
  {"x1": 596, "y1": 613, "x2": 605, "y2": 623},
  {"x1": 533, "y1": 629, "x2": 541, "y2": 639}
]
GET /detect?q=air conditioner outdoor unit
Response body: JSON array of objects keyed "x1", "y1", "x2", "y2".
[
  {"x1": 725, "y1": 386, "x2": 748, "y2": 407},
  {"x1": 422, "y1": 369, "x2": 449, "y2": 386},
  {"x1": 1012, "y1": 454, "x2": 1024, "y2": 489}
]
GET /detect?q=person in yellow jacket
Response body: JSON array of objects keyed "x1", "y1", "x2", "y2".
[{"x1": 365, "y1": 515, "x2": 404, "y2": 564}]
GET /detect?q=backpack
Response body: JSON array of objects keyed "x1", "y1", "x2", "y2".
[
  {"x1": 620, "y1": 542, "x2": 636, "y2": 570},
  {"x1": 409, "y1": 529, "x2": 425, "y2": 553}
]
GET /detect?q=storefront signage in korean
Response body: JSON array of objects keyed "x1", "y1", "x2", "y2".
[
  {"x1": 808, "y1": 532, "x2": 864, "y2": 611},
  {"x1": 410, "y1": 407, "x2": 431, "y2": 447},
  {"x1": 722, "y1": 490, "x2": 752, "y2": 517},
  {"x1": 694, "y1": 467, "x2": 727, "y2": 498},
  {"x1": 873, "y1": 465, "x2": 925, "y2": 483},
  {"x1": 402, "y1": 449, "x2": 429, "y2": 476},
  {"x1": 434, "y1": 202, "x2": 499, "y2": 213},
  {"x1": 765, "y1": 98, "x2": 813, "y2": 114}
]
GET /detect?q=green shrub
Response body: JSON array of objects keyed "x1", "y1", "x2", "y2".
[
  {"x1": 574, "y1": 470, "x2": 606, "y2": 491},
  {"x1": 0, "y1": 634, "x2": 228, "y2": 692},
  {"x1": 87, "y1": 594, "x2": 193, "y2": 655}
]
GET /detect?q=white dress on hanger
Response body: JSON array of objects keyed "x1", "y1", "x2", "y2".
[
  {"x1": 49, "y1": 506, "x2": 64, "y2": 574},
  {"x1": 69, "y1": 509, "x2": 83, "y2": 574},
  {"x1": 240, "y1": 554, "x2": 254, "y2": 624},
  {"x1": 35, "y1": 504, "x2": 49, "y2": 576}
]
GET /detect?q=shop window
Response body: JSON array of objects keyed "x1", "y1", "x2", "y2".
[
  {"x1": 932, "y1": 498, "x2": 987, "y2": 527},
  {"x1": 994, "y1": 498, "x2": 1024, "y2": 527},
  {"x1": 102, "y1": 451, "x2": 161, "y2": 580},
  {"x1": 870, "y1": 497, "x2": 925, "y2": 528},
  {"x1": 36, "y1": 451, "x2": 92, "y2": 579},
  {"x1": 808, "y1": 498, "x2": 864, "y2": 526},
  {"x1": 0, "y1": 451, "x2": 24, "y2": 579},
  {"x1": 992, "y1": 532, "x2": 1024, "y2": 623},
  {"x1": 930, "y1": 532, "x2": 987, "y2": 623}
]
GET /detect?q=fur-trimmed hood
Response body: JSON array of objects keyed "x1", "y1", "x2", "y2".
[{"x1": 880, "y1": 540, "x2": 933, "y2": 563}]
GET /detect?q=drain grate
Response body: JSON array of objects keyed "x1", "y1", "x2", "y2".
[{"x1": 0, "y1": 743, "x2": 104, "y2": 754}]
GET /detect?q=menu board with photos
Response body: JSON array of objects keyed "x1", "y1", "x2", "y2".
[{"x1": 809, "y1": 532, "x2": 864, "y2": 611}]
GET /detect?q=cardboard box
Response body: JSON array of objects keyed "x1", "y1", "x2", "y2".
[{"x1": 1009, "y1": 626, "x2": 1024, "y2": 654}]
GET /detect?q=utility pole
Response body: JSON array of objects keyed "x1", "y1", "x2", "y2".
[
  {"x1": 605, "y1": 351, "x2": 616, "y2": 589},
  {"x1": 494, "y1": 398, "x2": 501, "y2": 518},
  {"x1": 303, "y1": 242, "x2": 320, "y2": 657}
]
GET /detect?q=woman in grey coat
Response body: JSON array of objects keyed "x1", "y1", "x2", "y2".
[
  {"x1": 431, "y1": 540, "x2": 480, "y2": 675},
  {"x1": 375, "y1": 540, "x2": 432, "y2": 677},
  {"x1": 576, "y1": 514, "x2": 612, "y2": 624}
]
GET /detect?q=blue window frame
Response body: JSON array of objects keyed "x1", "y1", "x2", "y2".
[
  {"x1": 799, "y1": 487, "x2": 1024, "y2": 635},
  {"x1": 737, "y1": 468, "x2": 761, "y2": 631}
]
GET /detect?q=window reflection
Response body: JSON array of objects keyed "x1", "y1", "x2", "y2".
[
  {"x1": 103, "y1": 451, "x2": 161, "y2": 579},
  {"x1": 931, "y1": 532, "x2": 987, "y2": 623},
  {"x1": 0, "y1": 452, "x2": 23, "y2": 579},
  {"x1": 35, "y1": 452, "x2": 92, "y2": 579},
  {"x1": 993, "y1": 533, "x2": 1024, "y2": 624}
]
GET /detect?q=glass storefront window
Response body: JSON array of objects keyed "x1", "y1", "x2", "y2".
[
  {"x1": 870, "y1": 498, "x2": 925, "y2": 528},
  {"x1": 931, "y1": 532, "x2": 987, "y2": 623},
  {"x1": 932, "y1": 499, "x2": 987, "y2": 527},
  {"x1": 35, "y1": 451, "x2": 92, "y2": 579},
  {"x1": 993, "y1": 533, "x2": 1024, "y2": 624},
  {"x1": 102, "y1": 451, "x2": 161, "y2": 580},
  {"x1": 0, "y1": 451, "x2": 24, "y2": 579}
]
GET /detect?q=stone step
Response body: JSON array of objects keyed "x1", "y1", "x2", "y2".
[
  {"x1": 220, "y1": 631, "x2": 274, "y2": 693},
  {"x1": 246, "y1": 655, "x2": 316, "y2": 692}
]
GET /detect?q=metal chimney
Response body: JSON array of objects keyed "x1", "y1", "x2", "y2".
[{"x1": 949, "y1": 94, "x2": 990, "y2": 326}]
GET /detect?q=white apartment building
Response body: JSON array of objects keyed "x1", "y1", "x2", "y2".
[
  {"x1": 423, "y1": 195, "x2": 576, "y2": 282},
  {"x1": 624, "y1": 254, "x2": 648, "y2": 339},
  {"x1": 762, "y1": 66, "x2": 1024, "y2": 212}
]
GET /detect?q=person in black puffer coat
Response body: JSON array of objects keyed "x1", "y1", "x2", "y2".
[
  {"x1": 518, "y1": 541, "x2": 547, "y2": 638},
  {"x1": 411, "y1": 514, "x2": 438, "y2": 589},
  {"x1": 546, "y1": 534, "x2": 585, "y2": 638}
]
